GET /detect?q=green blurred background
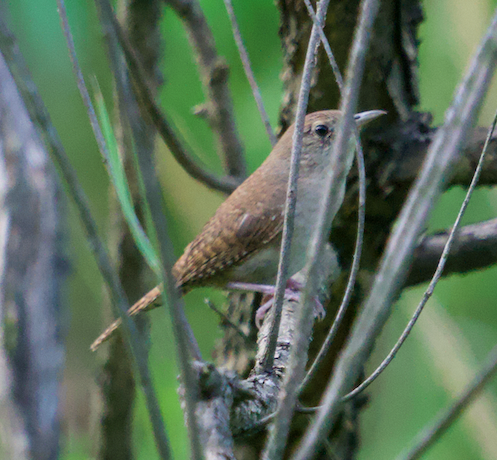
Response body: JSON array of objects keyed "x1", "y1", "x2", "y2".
[{"x1": 6, "y1": 0, "x2": 497, "y2": 458}]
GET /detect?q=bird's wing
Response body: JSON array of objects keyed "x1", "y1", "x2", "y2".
[{"x1": 173, "y1": 178, "x2": 285, "y2": 289}]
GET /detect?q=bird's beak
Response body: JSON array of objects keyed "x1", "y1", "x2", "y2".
[{"x1": 354, "y1": 110, "x2": 387, "y2": 127}]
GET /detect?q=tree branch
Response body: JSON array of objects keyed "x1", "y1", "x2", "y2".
[
  {"x1": 223, "y1": 0, "x2": 276, "y2": 147},
  {"x1": 58, "y1": 2, "x2": 173, "y2": 457},
  {"x1": 397, "y1": 342, "x2": 497, "y2": 460},
  {"x1": 269, "y1": 0, "x2": 383, "y2": 455},
  {"x1": 187, "y1": 363, "x2": 237, "y2": 460},
  {"x1": 229, "y1": 246, "x2": 336, "y2": 435},
  {"x1": 407, "y1": 218, "x2": 497, "y2": 287},
  {"x1": 453, "y1": 127, "x2": 497, "y2": 186},
  {"x1": 166, "y1": 0, "x2": 246, "y2": 178},
  {"x1": 379, "y1": 121, "x2": 497, "y2": 188}
]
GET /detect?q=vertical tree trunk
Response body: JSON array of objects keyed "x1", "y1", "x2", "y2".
[{"x1": 0, "y1": 49, "x2": 66, "y2": 460}]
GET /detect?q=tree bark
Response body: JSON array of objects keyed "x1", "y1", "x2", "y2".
[{"x1": 0, "y1": 47, "x2": 67, "y2": 460}]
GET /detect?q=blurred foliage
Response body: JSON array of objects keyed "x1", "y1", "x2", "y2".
[{"x1": 5, "y1": 0, "x2": 497, "y2": 458}]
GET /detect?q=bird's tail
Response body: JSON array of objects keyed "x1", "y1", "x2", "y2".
[{"x1": 90, "y1": 285, "x2": 163, "y2": 351}]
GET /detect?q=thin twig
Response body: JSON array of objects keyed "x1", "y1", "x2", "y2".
[
  {"x1": 1, "y1": 3, "x2": 171, "y2": 457},
  {"x1": 300, "y1": 146, "x2": 366, "y2": 391},
  {"x1": 166, "y1": 0, "x2": 246, "y2": 178},
  {"x1": 342, "y1": 107, "x2": 497, "y2": 403},
  {"x1": 266, "y1": 0, "x2": 382, "y2": 450},
  {"x1": 223, "y1": 0, "x2": 276, "y2": 146},
  {"x1": 296, "y1": 405, "x2": 320, "y2": 414},
  {"x1": 98, "y1": 0, "x2": 240, "y2": 193},
  {"x1": 58, "y1": 0, "x2": 109, "y2": 164},
  {"x1": 295, "y1": 7, "x2": 497, "y2": 459},
  {"x1": 94, "y1": 1, "x2": 204, "y2": 458},
  {"x1": 129, "y1": 109, "x2": 205, "y2": 460},
  {"x1": 397, "y1": 342, "x2": 497, "y2": 460},
  {"x1": 261, "y1": 1, "x2": 336, "y2": 457},
  {"x1": 96, "y1": 0, "x2": 203, "y2": 361},
  {"x1": 299, "y1": 0, "x2": 367, "y2": 392},
  {"x1": 260, "y1": 0, "x2": 326, "y2": 375},
  {"x1": 98, "y1": 0, "x2": 161, "y2": 456},
  {"x1": 204, "y1": 298, "x2": 250, "y2": 342},
  {"x1": 303, "y1": 0, "x2": 344, "y2": 91},
  {"x1": 56, "y1": 2, "x2": 172, "y2": 458}
]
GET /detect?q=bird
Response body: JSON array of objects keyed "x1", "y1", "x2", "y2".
[{"x1": 90, "y1": 109, "x2": 385, "y2": 351}]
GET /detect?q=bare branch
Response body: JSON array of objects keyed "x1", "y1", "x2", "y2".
[
  {"x1": 384, "y1": 124, "x2": 497, "y2": 188},
  {"x1": 166, "y1": 0, "x2": 246, "y2": 178},
  {"x1": 94, "y1": 0, "x2": 206, "y2": 457},
  {"x1": 182, "y1": 363, "x2": 237, "y2": 460},
  {"x1": 453, "y1": 127, "x2": 497, "y2": 186},
  {"x1": 0, "y1": 8, "x2": 124, "y2": 327},
  {"x1": 212, "y1": 245, "x2": 337, "y2": 439},
  {"x1": 0, "y1": 5, "x2": 166, "y2": 448},
  {"x1": 303, "y1": 0, "x2": 344, "y2": 91},
  {"x1": 266, "y1": 0, "x2": 382, "y2": 455},
  {"x1": 204, "y1": 299, "x2": 250, "y2": 342},
  {"x1": 229, "y1": 306, "x2": 319, "y2": 437},
  {"x1": 98, "y1": 0, "x2": 163, "y2": 457},
  {"x1": 0, "y1": 331, "x2": 30, "y2": 459},
  {"x1": 261, "y1": 0, "x2": 324, "y2": 375},
  {"x1": 299, "y1": 0, "x2": 367, "y2": 394},
  {"x1": 408, "y1": 218, "x2": 497, "y2": 286},
  {"x1": 191, "y1": 301, "x2": 308, "y2": 446}
]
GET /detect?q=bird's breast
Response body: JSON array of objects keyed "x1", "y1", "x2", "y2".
[
  {"x1": 227, "y1": 244, "x2": 281, "y2": 285},
  {"x1": 289, "y1": 174, "x2": 328, "y2": 275}
]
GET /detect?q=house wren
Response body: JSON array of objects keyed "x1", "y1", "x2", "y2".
[{"x1": 90, "y1": 109, "x2": 385, "y2": 351}]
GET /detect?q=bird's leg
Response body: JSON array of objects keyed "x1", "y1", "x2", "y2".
[
  {"x1": 226, "y1": 279, "x2": 325, "y2": 328},
  {"x1": 226, "y1": 281, "x2": 299, "y2": 299},
  {"x1": 285, "y1": 278, "x2": 326, "y2": 321}
]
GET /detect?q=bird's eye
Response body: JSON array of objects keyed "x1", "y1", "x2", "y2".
[{"x1": 315, "y1": 124, "x2": 329, "y2": 137}]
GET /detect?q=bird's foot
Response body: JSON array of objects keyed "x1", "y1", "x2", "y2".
[{"x1": 226, "y1": 279, "x2": 325, "y2": 328}]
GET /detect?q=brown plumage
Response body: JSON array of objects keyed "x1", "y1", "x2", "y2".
[{"x1": 90, "y1": 109, "x2": 385, "y2": 351}]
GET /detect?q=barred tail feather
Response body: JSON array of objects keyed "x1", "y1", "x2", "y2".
[
  {"x1": 90, "y1": 285, "x2": 163, "y2": 351},
  {"x1": 90, "y1": 318, "x2": 122, "y2": 351}
]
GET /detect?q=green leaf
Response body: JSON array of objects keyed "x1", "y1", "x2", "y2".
[{"x1": 93, "y1": 84, "x2": 160, "y2": 275}]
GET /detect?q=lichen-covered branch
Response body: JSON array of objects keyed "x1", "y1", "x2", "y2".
[
  {"x1": 185, "y1": 363, "x2": 237, "y2": 460},
  {"x1": 184, "y1": 244, "x2": 337, "y2": 460}
]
